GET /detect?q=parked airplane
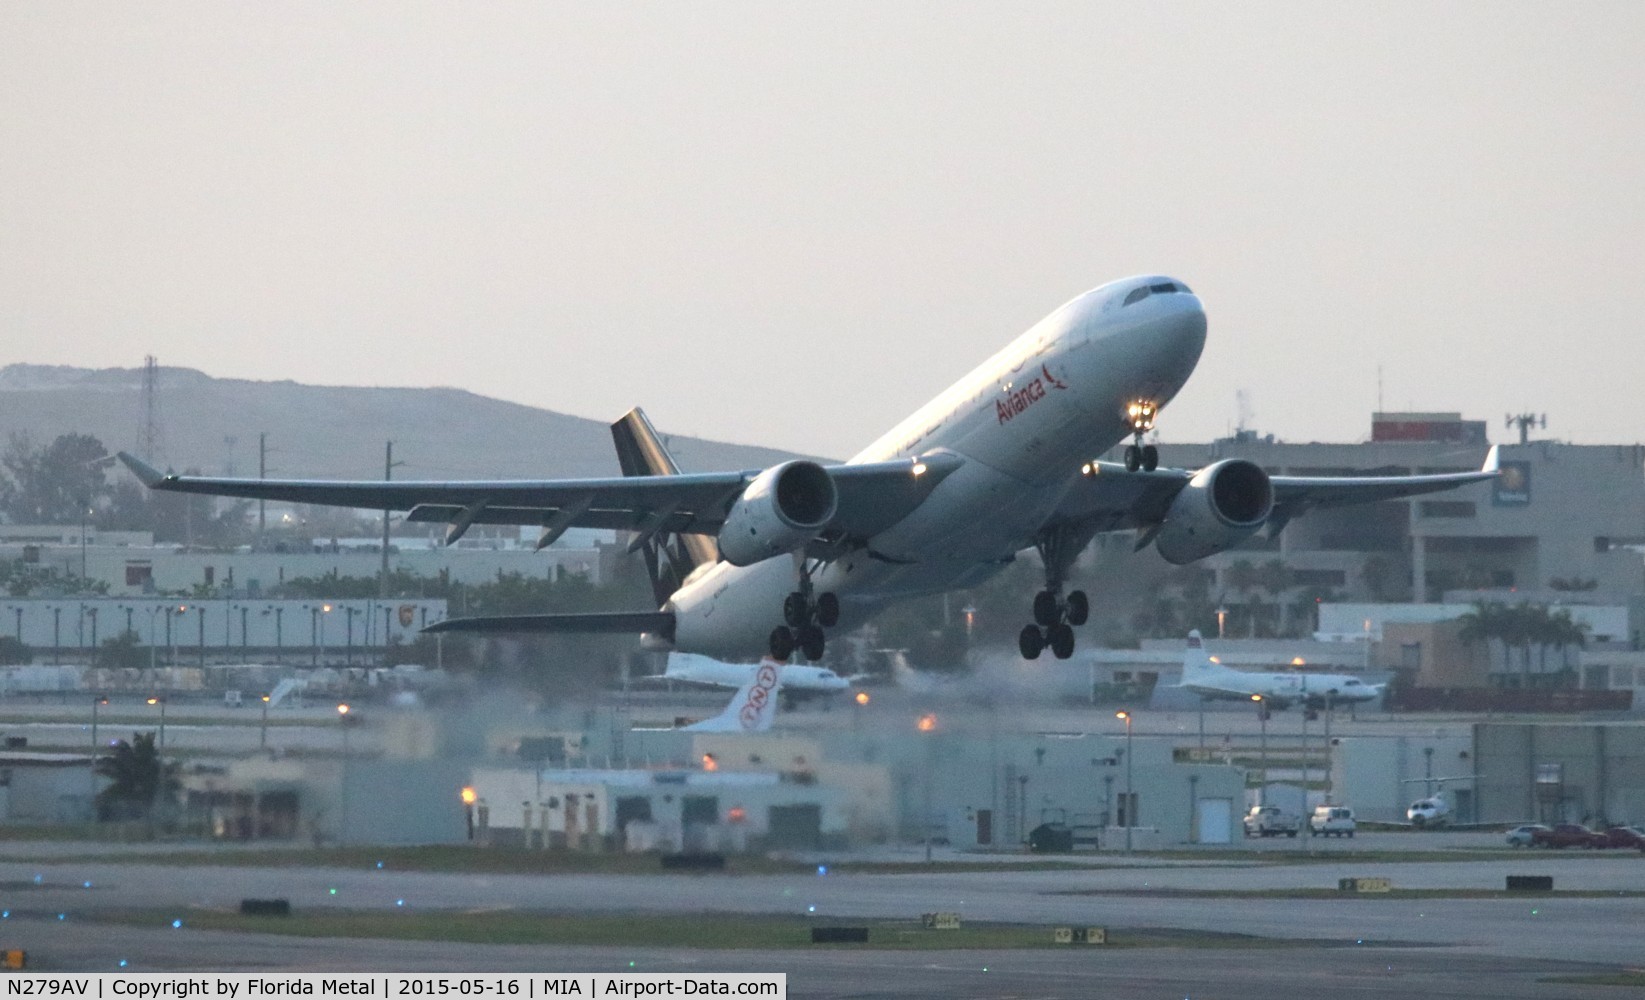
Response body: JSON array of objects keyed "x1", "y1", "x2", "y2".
[
  {"x1": 681, "y1": 658, "x2": 783, "y2": 732},
  {"x1": 119, "y1": 276, "x2": 1498, "y2": 664},
  {"x1": 1175, "y1": 630, "x2": 1384, "y2": 711},
  {"x1": 655, "y1": 652, "x2": 850, "y2": 698}
]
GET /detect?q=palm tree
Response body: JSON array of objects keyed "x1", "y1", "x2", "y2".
[
  {"x1": 1546, "y1": 609, "x2": 1589, "y2": 687},
  {"x1": 94, "y1": 732, "x2": 178, "y2": 822},
  {"x1": 1457, "y1": 601, "x2": 1503, "y2": 679}
]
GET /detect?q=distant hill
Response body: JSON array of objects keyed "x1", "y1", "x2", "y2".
[{"x1": 0, "y1": 364, "x2": 806, "y2": 480}]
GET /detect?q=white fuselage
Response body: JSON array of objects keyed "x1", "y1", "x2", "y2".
[
  {"x1": 664, "y1": 652, "x2": 850, "y2": 694},
  {"x1": 665, "y1": 277, "x2": 1208, "y2": 657},
  {"x1": 1179, "y1": 663, "x2": 1384, "y2": 707}
]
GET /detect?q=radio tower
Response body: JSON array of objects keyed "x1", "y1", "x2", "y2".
[{"x1": 141, "y1": 355, "x2": 164, "y2": 463}]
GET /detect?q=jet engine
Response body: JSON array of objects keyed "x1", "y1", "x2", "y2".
[
  {"x1": 716, "y1": 460, "x2": 838, "y2": 567},
  {"x1": 1153, "y1": 459, "x2": 1274, "y2": 565}
]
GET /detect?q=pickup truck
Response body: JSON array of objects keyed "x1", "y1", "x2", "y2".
[{"x1": 1244, "y1": 805, "x2": 1302, "y2": 838}]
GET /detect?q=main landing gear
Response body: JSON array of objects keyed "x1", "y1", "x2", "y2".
[
  {"x1": 768, "y1": 561, "x2": 839, "y2": 662},
  {"x1": 1018, "y1": 526, "x2": 1093, "y2": 661},
  {"x1": 1123, "y1": 399, "x2": 1159, "y2": 472},
  {"x1": 1018, "y1": 588, "x2": 1088, "y2": 660}
]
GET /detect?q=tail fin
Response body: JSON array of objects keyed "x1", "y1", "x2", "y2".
[
  {"x1": 683, "y1": 659, "x2": 783, "y2": 732},
  {"x1": 610, "y1": 408, "x2": 717, "y2": 604},
  {"x1": 1180, "y1": 629, "x2": 1216, "y2": 683}
]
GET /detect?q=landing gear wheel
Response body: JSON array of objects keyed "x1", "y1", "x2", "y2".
[
  {"x1": 1141, "y1": 445, "x2": 1159, "y2": 472},
  {"x1": 1124, "y1": 445, "x2": 1141, "y2": 473},
  {"x1": 1018, "y1": 625, "x2": 1045, "y2": 660},
  {"x1": 783, "y1": 592, "x2": 809, "y2": 629},
  {"x1": 1047, "y1": 622, "x2": 1076, "y2": 659},
  {"x1": 768, "y1": 626, "x2": 796, "y2": 661},
  {"x1": 816, "y1": 592, "x2": 840, "y2": 628},
  {"x1": 1065, "y1": 590, "x2": 1090, "y2": 626},
  {"x1": 1033, "y1": 590, "x2": 1061, "y2": 628},
  {"x1": 797, "y1": 625, "x2": 826, "y2": 662}
]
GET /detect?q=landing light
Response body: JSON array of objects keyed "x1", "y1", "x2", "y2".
[
  {"x1": 911, "y1": 462, "x2": 928, "y2": 477},
  {"x1": 460, "y1": 786, "x2": 477, "y2": 805}
]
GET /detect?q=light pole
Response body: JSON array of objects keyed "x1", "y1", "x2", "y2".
[
  {"x1": 89, "y1": 693, "x2": 109, "y2": 807},
  {"x1": 90, "y1": 693, "x2": 108, "y2": 751},
  {"x1": 169, "y1": 605, "x2": 188, "y2": 669},
  {"x1": 337, "y1": 703, "x2": 352, "y2": 845},
  {"x1": 147, "y1": 695, "x2": 167, "y2": 750},
  {"x1": 1254, "y1": 695, "x2": 1267, "y2": 805},
  {"x1": 259, "y1": 693, "x2": 271, "y2": 751},
  {"x1": 145, "y1": 606, "x2": 161, "y2": 681},
  {"x1": 1116, "y1": 710, "x2": 1134, "y2": 854},
  {"x1": 345, "y1": 607, "x2": 360, "y2": 666},
  {"x1": 918, "y1": 713, "x2": 937, "y2": 862}
]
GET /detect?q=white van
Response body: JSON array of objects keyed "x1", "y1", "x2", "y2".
[{"x1": 1309, "y1": 805, "x2": 1356, "y2": 838}]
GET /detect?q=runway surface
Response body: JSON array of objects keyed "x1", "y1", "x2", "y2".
[{"x1": 3, "y1": 841, "x2": 1642, "y2": 998}]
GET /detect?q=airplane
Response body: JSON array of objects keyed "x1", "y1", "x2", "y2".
[
  {"x1": 1405, "y1": 792, "x2": 1452, "y2": 827},
  {"x1": 653, "y1": 652, "x2": 850, "y2": 699},
  {"x1": 680, "y1": 658, "x2": 783, "y2": 732},
  {"x1": 1174, "y1": 630, "x2": 1384, "y2": 712},
  {"x1": 118, "y1": 275, "x2": 1499, "y2": 664},
  {"x1": 1400, "y1": 774, "x2": 1480, "y2": 827}
]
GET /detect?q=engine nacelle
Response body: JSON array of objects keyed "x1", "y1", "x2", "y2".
[
  {"x1": 717, "y1": 460, "x2": 838, "y2": 567},
  {"x1": 1153, "y1": 459, "x2": 1274, "y2": 565}
]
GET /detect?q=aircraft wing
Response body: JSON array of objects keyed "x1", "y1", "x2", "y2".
[
  {"x1": 115, "y1": 449, "x2": 963, "y2": 550},
  {"x1": 1049, "y1": 446, "x2": 1499, "y2": 534}
]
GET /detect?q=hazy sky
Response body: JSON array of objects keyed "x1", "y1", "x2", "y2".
[{"x1": 2, "y1": 3, "x2": 1641, "y2": 459}]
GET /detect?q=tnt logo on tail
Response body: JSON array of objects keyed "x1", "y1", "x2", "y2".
[{"x1": 685, "y1": 658, "x2": 785, "y2": 733}]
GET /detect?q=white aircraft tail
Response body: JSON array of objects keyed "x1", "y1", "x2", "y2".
[
  {"x1": 1178, "y1": 629, "x2": 1221, "y2": 685},
  {"x1": 683, "y1": 658, "x2": 783, "y2": 732}
]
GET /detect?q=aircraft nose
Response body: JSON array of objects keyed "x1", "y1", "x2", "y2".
[{"x1": 1128, "y1": 291, "x2": 1207, "y2": 390}]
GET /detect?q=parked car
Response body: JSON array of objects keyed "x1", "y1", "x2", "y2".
[
  {"x1": 1505, "y1": 824, "x2": 1550, "y2": 847},
  {"x1": 1244, "y1": 805, "x2": 1301, "y2": 838},
  {"x1": 1530, "y1": 823, "x2": 1608, "y2": 849},
  {"x1": 1598, "y1": 826, "x2": 1645, "y2": 851},
  {"x1": 1309, "y1": 806, "x2": 1356, "y2": 838}
]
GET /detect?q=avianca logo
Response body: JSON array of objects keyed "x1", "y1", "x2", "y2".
[
  {"x1": 996, "y1": 365, "x2": 1070, "y2": 425},
  {"x1": 739, "y1": 661, "x2": 781, "y2": 729}
]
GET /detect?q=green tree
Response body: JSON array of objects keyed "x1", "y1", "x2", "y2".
[
  {"x1": 0, "y1": 635, "x2": 31, "y2": 665},
  {"x1": 0, "y1": 432, "x2": 110, "y2": 524},
  {"x1": 93, "y1": 630, "x2": 148, "y2": 671},
  {"x1": 94, "y1": 732, "x2": 179, "y2": 822}
]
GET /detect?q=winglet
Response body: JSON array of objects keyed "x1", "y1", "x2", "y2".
[
  {"x1": 1481, "y1": 445, "x2": 1500, "y2": 475},
  {"x1": 117, "y1": 451, "x2": 167, "y2": 488}
]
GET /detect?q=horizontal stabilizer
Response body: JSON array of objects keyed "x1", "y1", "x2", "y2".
[{"x1": 423, "y1": 611, "x2": 675, "y2": 639}]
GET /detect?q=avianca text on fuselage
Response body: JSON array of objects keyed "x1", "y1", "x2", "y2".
[{"x1": 996, "y1": 365, "x2": 1069, "y2": 425}]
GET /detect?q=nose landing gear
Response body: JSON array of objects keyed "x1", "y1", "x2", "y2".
[{"x1": 1123, "y1": 400, "x2": 1159, "y2": 472}]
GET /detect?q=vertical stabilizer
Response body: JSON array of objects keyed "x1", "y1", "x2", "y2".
[
  {"x1": 1179, "y1": 630, "x2": 1218, "y2": 684},
  {"x1": 610, "y1": 408, "x2": 718, "y2": 604},
  {"x1": 684, "y1": 658, "x2": 784, "y2": 732}
]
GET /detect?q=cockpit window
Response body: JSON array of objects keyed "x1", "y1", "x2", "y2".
[{"x1": 1124, "y1": 281, "x2": 1192, "y2": 306}]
